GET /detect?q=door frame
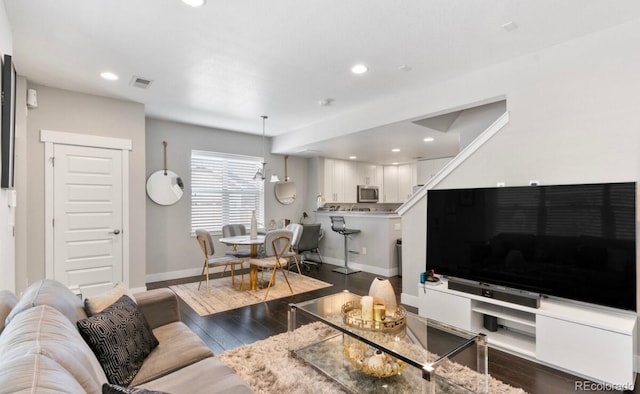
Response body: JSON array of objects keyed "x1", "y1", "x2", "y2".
[{"x1": 41, "y1": 129, "x2": 132, "y2": 287}]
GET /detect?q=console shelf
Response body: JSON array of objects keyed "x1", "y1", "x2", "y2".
[
  {"x1": 482, "y1": 328, "x2": 536, "y2": 358},
  {"x1": 471, "y1": 303, "x2": 536, "y2": 328},
  {"x1": 418, "y1": 280, "x2": 637, "y2": 388}
]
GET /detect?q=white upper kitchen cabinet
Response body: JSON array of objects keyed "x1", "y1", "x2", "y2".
[
  {"x1": 324, "y1": 158, "x2": 357, "y2": 203},
  {"x1": 383, "y1": 164, "x2": 416, "y2": 202},
  {"x1": 382, "y1": 166, "x2": 399, "y2": 202},
  {"x1": 397, "y1": 164, "x2": 417, "y2": 201},
  {"x1": 356, "y1": 162, "x2": 378, "y2": 186}
]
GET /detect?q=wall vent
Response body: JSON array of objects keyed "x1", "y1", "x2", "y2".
[{"x1": 129, "y1": 76, "x2": 153, "y2": 89}]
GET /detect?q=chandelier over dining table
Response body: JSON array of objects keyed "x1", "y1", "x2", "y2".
[{"x1": 253, "y1": 115, "x2": 279, "y2": 183}]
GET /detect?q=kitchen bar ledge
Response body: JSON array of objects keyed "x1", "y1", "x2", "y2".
[{"x1": 316, "y1": 211, "x2": 401, "y2": 277}]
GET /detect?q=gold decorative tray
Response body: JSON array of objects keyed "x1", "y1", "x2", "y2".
[{"x1": 341, "y1": 300, "x2": 406, "y2": 333}]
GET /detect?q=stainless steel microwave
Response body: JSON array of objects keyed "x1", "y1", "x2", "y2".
[{"x1": 357, "y1": 185, "x2": 379, "y2": 203}]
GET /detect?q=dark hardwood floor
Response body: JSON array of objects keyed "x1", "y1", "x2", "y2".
[{"x1": 148, "y1": 263, "x2": 635, "y2": 394}]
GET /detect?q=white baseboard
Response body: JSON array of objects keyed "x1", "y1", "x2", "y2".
[
  {"x1": 322, "y1": 257, "x2": 397, "y2": 277},
  {"x1": 145, "y1": 267, "x2": 203, "y2": 284},
  {"x1": 401, "y1": 292, "x2": 419, "y2": 309},
  {"x1": 130, "y1": 286, "x2": 148, "y2": 294}
]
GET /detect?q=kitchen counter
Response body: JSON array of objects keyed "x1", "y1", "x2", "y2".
[
  {"x1": 314, "y1": 211, "x2": 401, "y2": 276},
  {"x1": 316, "y1": 210, "x2": 399, "y2": 217}
]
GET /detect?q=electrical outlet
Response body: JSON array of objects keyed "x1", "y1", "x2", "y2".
[
  {"x1": 529, "y1": 180, "x2": 539, "y2": 186},
  {"x1": 362, "y1": 247, "x2": 367, "y2": 255},
  {"x1": 497, "y1": 182, "x2": 506, "y2": 187}
]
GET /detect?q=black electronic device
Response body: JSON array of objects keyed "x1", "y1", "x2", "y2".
[
  {"x1": 448, "y1": 277, "x2": 540, "y2": 308},
  {"x1": 483, "y1": 315, "x2": 498, "y2": 332},
  {"x1": 426, "y1": 182, "x2": 636, "y2": 311}
]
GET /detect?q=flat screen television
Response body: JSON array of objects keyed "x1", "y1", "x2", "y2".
[{"x1": 427, "y1": 182, "x2": 636, "y2": 311}]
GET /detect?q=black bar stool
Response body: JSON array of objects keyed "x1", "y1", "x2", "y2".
[{"x1": 330, "y1": 216, "x2": 361, "y2": 274}]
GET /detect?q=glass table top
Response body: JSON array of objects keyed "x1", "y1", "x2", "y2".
[
  {"x1": 291, "y1": 291, "x2": 479, "y2": 367},
  {"x1": 289, "y1": 291, "x2": 488, "y2": 393}
]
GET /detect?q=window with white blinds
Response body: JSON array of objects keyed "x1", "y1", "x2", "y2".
[{"x1": 191, "y1": 150, "x2": 264, "y2": 234}]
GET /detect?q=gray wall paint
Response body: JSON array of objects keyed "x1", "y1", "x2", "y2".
[
  {"x1": 18, "y1": 84, "x2": 146, "y2": 293},
  {"x1": 401, "y1": 19, "x2": 640, "y2": 310},
  {"x1": 145, "y1": 118, "x2": 309, "y2": 280}
]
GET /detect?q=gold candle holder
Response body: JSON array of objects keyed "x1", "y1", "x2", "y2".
[{"x1": 373, "y1": 303, "x2": 386, "y2": 322}]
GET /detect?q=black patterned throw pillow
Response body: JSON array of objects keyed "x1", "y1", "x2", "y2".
[
  {"x1": 102, "y1": 383, "x2": 169, "y2": 394},
  {"x1": 77, "y1": 295, "x2": 159, "y2": 386}
]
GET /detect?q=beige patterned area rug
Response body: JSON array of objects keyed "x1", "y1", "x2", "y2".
[
  {"x1": 218, "y1": 322, "x2": 528, "y2": 394},
  {"x1": 170, "y1": 271, "x2": 332, "y2": 316}
]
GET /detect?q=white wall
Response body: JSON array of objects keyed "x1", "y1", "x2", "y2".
[
  {"x1": 400, "y1": 19, "x2": 640, "y2": 305},
  {"x1": 18, "y1": 84, "x2": 146, "y2": 294},
  {"x1": 0, "y1": 0, "x2": 14, "y2": 292},
  {"x1": 145, "y1": 118, "x2": 309, "y2": 282}
]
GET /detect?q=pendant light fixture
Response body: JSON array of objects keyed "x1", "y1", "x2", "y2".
[{"x1": 254, "y1": 115, "x2": 280, "y2": 182}]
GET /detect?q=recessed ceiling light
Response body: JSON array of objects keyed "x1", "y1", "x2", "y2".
[
  {"x1": 182, "y1": 0, "x2": 206, "y2": 7},
  {"x1": 349, "y1": 156, "x2": 357, "y2": 160},
  {"x1": 100, "y1": 72, "x2": 119, "y2": 81},
  {"x1": 392, "y1": 162, "x2": 399, "y2": 166},
  {"x1": 502, "y1": 21, "x2": 518, "y2": 32},
  {"x1": 351, "y1": 64, "x2": 368, "y2": 74},
  {"x1": 423, "y1": 137, "x2": 434, "y2": 142},
  {"x1": 319, "y1": 98, "x2": 334, "y2": 106},
  {"x1": 398, "y1": 65, "x2": 412, "y2": 72},
  {"x1": 391, "y1": 148, "x2": 400, "y2": 152}
]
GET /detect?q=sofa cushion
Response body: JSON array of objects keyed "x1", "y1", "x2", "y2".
[
  {"x1": 102, "y1": 383, "x2": 168, "y2": 394},
  {"x1": 0, "y1": 290, "x2": 17, "y2": 333},
  {"x1": 6, "y1": 279, "x2": 87, "y2": 326},
  {"x1": 85, "y1": 283, "x2": 137, "y2": 316},
  {"x1": 0, "y1": 305, "x2": 107, "y2": 394},
  {"x1": 129, "y1": 321, "x2": 213, "y2": 386},
  {"x1": 0, "y1": 353, "x2": 87, "y2": 393},
  {"x1": 77, "y1": 295, "x2": 159, "y2": 386},
  {"x1": 139, "y1": 358, "x2": 254, "y2": 394}
]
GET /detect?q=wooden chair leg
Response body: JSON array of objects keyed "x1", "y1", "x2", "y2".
[
  {"x1": 197, "y1": 265, "x2": 204, "y2": 290},
  {"x1": 263, "y1": 265, "x2": 278, "y2": 300},
  {"x1": 198, "y1": 260, "x2": 209, "y2": 290},
  {"x1": 238, "y1": 262, "x2": 245, "y2": 289},
  {"x1": 224, "y1": 265, "x2": 232, "y2": 286},
  {"x1": 278, "y1": 261, "x2": 293, "y2": 295},
  {"x1": 291, "y1": 254, "x2": 302, "y2": 276}
]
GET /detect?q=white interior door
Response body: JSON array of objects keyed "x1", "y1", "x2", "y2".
[{"x1": 53, "y1": 144, "x2": 124, "y2": 297}]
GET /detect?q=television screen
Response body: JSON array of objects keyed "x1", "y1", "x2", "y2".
[{"x1": 427, "y1": 182, "x2": 636, "y2": 311}]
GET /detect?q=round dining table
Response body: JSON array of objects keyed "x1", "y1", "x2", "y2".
[{"x1": 219, "y1": 235, "x2": 265, "y2": 290}]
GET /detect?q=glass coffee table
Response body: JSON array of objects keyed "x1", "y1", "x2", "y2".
[{"x1": 288, "y1": 291, "x2": 488, "y2": 394}]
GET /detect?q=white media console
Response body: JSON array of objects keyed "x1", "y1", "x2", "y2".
[{"x1": 418, "y1": 278, "x2": 637, "y2": 388}]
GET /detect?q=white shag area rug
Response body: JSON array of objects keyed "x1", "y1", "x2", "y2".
[{"x1": 217, "y1": 322, "x2": 528, "y2": 394}]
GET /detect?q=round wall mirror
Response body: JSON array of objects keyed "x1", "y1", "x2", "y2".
[
  {"x1": 275, "y1": 181, "x2": 296, "y2": 205},
  {"x1": 146, "y1": 170, "x2": 184, "y2": 205}
]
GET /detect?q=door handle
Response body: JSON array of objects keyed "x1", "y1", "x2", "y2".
[{"x1": 110, "y1": 229, "x2": 121, "y2": 235}]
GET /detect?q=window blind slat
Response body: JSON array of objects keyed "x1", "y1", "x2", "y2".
[{"x1": 191, "y1": 150, "x2": 264, "y2": 234}]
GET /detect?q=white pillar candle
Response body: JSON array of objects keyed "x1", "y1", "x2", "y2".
[{"x1": 361, "y1": 296, "x2": 374, "y2": 321}]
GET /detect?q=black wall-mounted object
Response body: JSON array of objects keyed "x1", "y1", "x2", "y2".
[{"x1": 1, "y1": 54, "x2": 16, "y2": 189}]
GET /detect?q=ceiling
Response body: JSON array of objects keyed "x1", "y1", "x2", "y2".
[{"x1": 5, "y1": 1, "x2": 640, "y2": 164}]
